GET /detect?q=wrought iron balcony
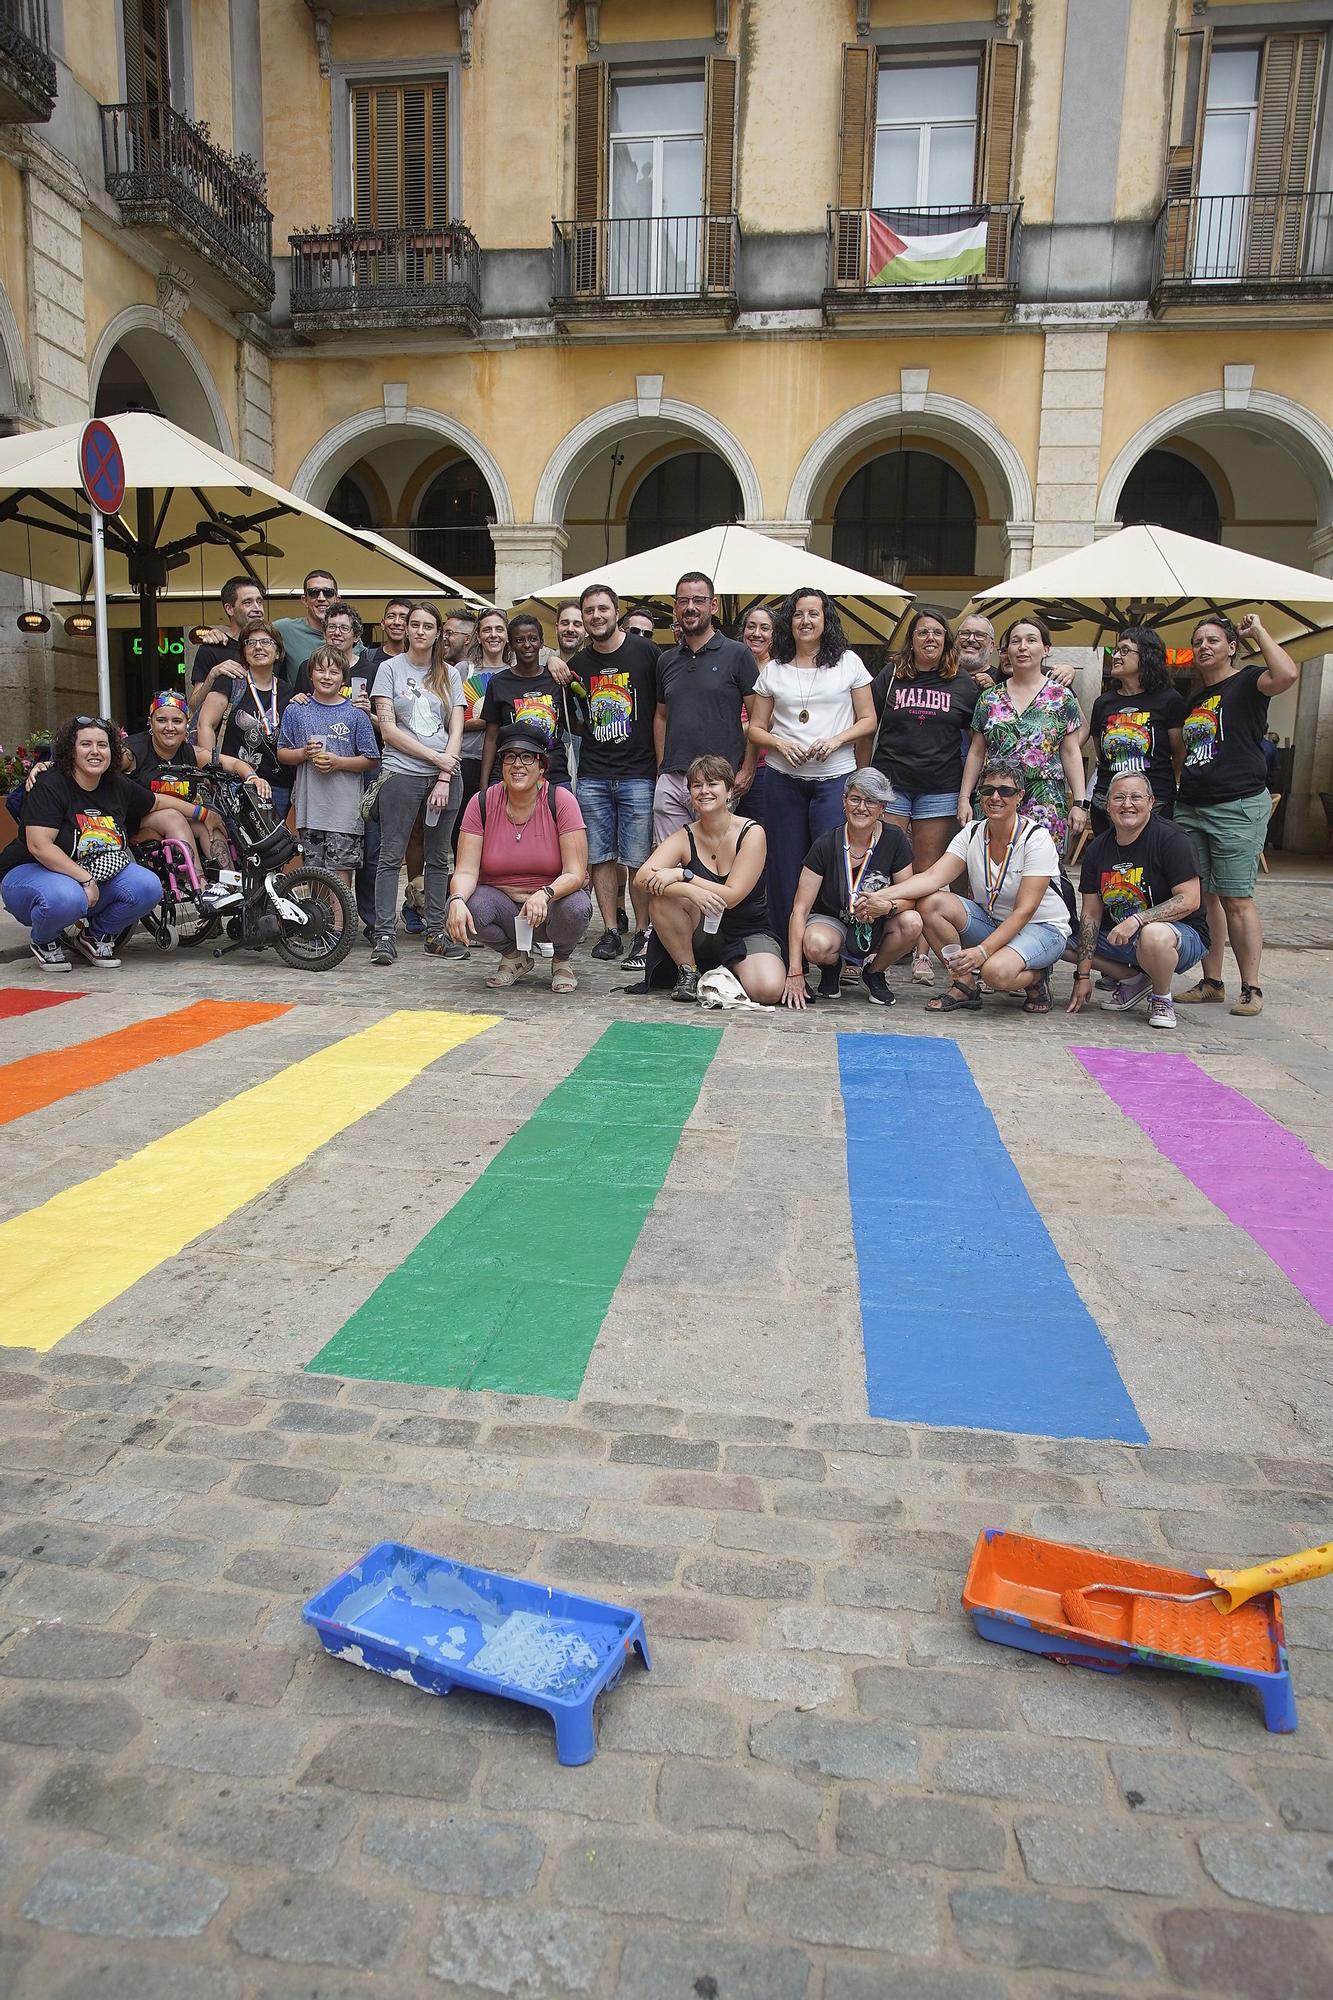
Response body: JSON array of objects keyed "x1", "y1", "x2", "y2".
[
  {"x1": 289, "y1": 223, "x2": 481, "y2": 336},
  {"x1": 825, "y1": 202, "x2": 1021, "y2": 315},
  {"x1": 100, "y1": 101, "x2": 274, "y2": 309},
  {"x1": 1151, "y1": 191, "x2": 1333, "y2": 305},
  {"x1": 552, "y1": 213, "x2": 739, "y2": 322},
  {"x1": 0, "y1": 0, "x2": 56, "y2": 122}
]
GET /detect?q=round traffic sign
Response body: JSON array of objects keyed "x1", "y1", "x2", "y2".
[{"x1": 78, "y1": 418, "x2": 126, "y2": 516}]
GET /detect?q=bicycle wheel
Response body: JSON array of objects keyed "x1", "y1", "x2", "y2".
[{"x1": 272, "y1": 867, "x2": 356, "y2": 971}]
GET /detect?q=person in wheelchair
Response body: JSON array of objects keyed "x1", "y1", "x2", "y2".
[{"x1": 124, "y1": 690, "x2": 269, "y2": 911}]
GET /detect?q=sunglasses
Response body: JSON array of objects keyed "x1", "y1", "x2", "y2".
[
  {"x1": 979, "y1": 784, "x2": 1020, "y2": 799},
  {"x1": 72, "y1": 715, "x2": 114, "y2": 731},
  {"x1": 307, "y1": 585, "x2": 337, "y2": 599}
]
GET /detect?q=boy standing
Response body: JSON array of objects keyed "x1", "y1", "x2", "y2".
[{"x1": 277, "y1": 646, "x2": 379, "y2": 892}]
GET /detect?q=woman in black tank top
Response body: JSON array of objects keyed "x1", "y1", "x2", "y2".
[{"x1": 635, "y1": 754, "x2": 785, "y2": 1004}]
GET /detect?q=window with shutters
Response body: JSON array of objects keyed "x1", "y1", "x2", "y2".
[
  {"x1": 121, "y1": 0, "x2": 170, "y2": 107},
  {"x1": 350, "y1": 80, "x2": 449, "y2": 229},
  {"x1": 608, "y1": 70, "x2": 705, "y2": 294}
]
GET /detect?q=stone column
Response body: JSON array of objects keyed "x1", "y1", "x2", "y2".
[
  {"x1": 490, "y1": 524, "x2": 569, "y2": 607},
  {"x1": 237, "y1": 339, "x2": 273, "y2": 475},
  {"x1": 1033, "y1": 324, "x2": 1110, "y2": 722},
  {"x1": 1285, "y1": 525, "x2": 1333, "y2": 853},
  {"x1": 747, "y1": 519, "x2": 812, "y2": 549}
]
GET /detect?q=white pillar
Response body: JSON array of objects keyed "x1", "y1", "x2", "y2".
[
  {"x1": 1286, "y1": 526, "x2": 1333, "y2": 852},
  {"x1": 747, "y1": 519, "x2": 812, "y2": 548},
  {"x1": 1032, "y1": 326, "x2": 1109, "y2": 723},
  {"x1": 489, "y1": 524, "x2": 569, "y2": 607}
]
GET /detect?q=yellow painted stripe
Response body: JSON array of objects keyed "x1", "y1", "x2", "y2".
[{"x1": 0, "y1": 1009, "x2": 496, "y2": 1351}]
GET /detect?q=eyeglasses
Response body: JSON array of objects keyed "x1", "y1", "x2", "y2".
[
  {"x1": 845, "y1": 794, "x2": 881, "y2": 810},
  {"x1": 307, "y1": 585, "x2": 337, "y2": 599},
  {"x1": 979, "y1": 784, "x2": 1020, "y2": 799},
  {"x1": 502, "y1": 751, "x2": 540, "y2": 768}
]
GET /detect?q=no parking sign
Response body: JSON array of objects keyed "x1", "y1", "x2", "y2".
[{"x1": 77, "y1": 417, "x2": 123, "y2": 713}]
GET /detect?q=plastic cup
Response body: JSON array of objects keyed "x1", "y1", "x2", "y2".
[
  {"x1": 703, "y1": 909, "x2": 722, "y2": 934},
  {"x1": 514, "y1": 914, "x2": 534, "y2": 951},
  {"x1": 941, "y1": 943, "x2": 961, "y2": 965}
]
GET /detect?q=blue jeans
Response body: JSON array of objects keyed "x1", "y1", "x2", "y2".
[
  {"x1": 756, "y1": 765, "x2": 847, "y2": 949},
  {"x1": 1097, "y1": 923, "x2": 1207, "y2": 974},
  {"x1": 2, "y1": 860, "x2": 163, "y2": 944},
  {"x1": 576, "y1": 775, "x2": 655, "y2": 868}
]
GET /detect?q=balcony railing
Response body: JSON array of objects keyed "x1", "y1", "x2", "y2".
[
  {"x1": 1152, "y1": 191, "x2": 1333, "y2": 296},
  {"x1": 552, "y1": 213, "x2": 739, "y2": 313},
  {"x1": 0, "y1": 0, "x2": 56, "y2": 120},
  {"x1": 288, "y1": 223, "x2": 481, "y2": 334},
  {"x1": 100, "y1": 100, "x2": 274, "y2": 305},
  {"x1": 826, "y1": 202, "x2": 1021, "y2": 298}
]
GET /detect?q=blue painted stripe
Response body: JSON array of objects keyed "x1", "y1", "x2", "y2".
[{"x1": 838, "y1": 1034, "x2": 1147, "y2": 1442}]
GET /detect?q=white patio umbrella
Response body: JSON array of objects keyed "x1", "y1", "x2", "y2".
[
  {"x1": 523, "y1": 522, "x2": 912, "y2": 645},
  {"x1": 0, "y1": 413, "x2": 494, "y2": 658},
  {"x1": 972, "y1": 522, "x2": 1333, "y2": 661}
]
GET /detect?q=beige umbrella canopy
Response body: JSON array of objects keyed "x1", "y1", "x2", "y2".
[
  {"x1": 0, "y1": 412, "x2": 493, "y2": 649},
  {"x1": 972, "y1": 523, "x2": 1333, "y2": 661},
  {"x1": 523, "y1": 522, "x2": 912, "y2": 646}
]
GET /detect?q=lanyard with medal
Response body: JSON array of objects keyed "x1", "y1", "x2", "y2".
[
  {"x1": 843, "y1": 831, "x2": 877, "y2": 949},
  {"x1": 983, "y1": 820, "x2": 1022, "y2": 913}
]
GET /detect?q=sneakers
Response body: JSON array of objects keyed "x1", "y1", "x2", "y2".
[
  {"x1": 862, "y1": 967, "x2": 896, "y2": 1007},
  {"x1": 911, "y1": 953, "x2": 935, "y2": 986},
  {"x1": 1231, "y1": 984, "x2": 1264, "y2": 1016},
  {"x1": 424, "y1": 932, "x2": 469, "y2": 960},
  {"x1": 591, "y1": 927, "x2": 623, "y2": 962},
  {"x1": 814, "y1": 966, "x2": 843, "y2": 1001},
  {"x1": 1147, "y1": 994, "x2": 1177, "y2": 1030},
  {"x1": 369, "y1": 932, "x2": 397, "y2": 966},
  {"x1": 401, "y1": 901, "x2": 425, "y2": 936},
  {"x1": 671, "y1": 965, "x2": 701, "y2": 1004},
  {"x1": 1178, "y1": 976, "x2": 1226, "y2": 1004},
  {"x1": 1100, "y1": 971, "x2": 1152, "y2": 1012},
  {"x1": 29, "y1": 934, "x2": 70, "y2": 972},
  {"x1": 69, "y1": 929, "x2": 120, "y2": 968},
  {"x1": 199, "y1": 882, "x2": 242, "y2": 913},
  {"x1": 622, "y1": 929, "x2": 648, "y2": 972}
]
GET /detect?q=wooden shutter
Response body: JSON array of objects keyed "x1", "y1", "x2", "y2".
[
  {"x1": 572, "y1": 61, "x2": 607, "y2": 293},
  {"x1": 704, "y1": 54, "x2": 738, "y2": 291},
  {"x1": 351, "y1": 82, "x2": 449, "y2": 229},
  {"x1": 1161, "y1": 26, "x2": 1210, "y2": 278},
  {"x1": 122, "y1": 0, "x2": 169, "y2": 106},
  {"x1": 977, "y1": 38, "x2": 1021, "y2": 280},
  {"x1": 1247, "y1": 32, "x2": 1324, "y2": 278},
  {"x1": 836, "y1": 44, "x2": 877, "y2": 284}
]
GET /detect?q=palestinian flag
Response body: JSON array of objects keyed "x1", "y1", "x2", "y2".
[{"x1": 868, "y1": 208, "x2": 988, "y2": 286}]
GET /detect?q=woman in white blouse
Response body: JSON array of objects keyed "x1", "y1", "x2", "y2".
[{"x1": 745, "y1": 588, "x2": 875, "y2": 947}]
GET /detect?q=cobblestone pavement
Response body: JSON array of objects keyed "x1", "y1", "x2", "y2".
[{"x1": 0, "y1": 1353, "x2": 1330, "y2": 1999}]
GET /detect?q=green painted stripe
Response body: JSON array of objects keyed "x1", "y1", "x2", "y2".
[{"x1": 307, "y1": 1019, "x2": 722, "y2": 1396}]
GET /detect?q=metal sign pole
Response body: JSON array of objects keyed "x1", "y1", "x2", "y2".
[{"x1": 90, "y1": 505, "x2": 111, "y2": 718}]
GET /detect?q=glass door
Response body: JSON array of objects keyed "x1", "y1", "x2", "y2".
[
  {"x1": 1194, "y1": 48, "x2": 1260, "y2": 277},
  {"x1": 609, "y1": 74, "x2": 705, "y2": 295}
]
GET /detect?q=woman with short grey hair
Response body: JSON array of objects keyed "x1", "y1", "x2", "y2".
[{"x1": 782, "y1": 767, "x2": 923, "y2": 1009}]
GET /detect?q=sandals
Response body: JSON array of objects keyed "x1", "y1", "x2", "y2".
[
  {"x1": 1023, "y1": 972, "x2": 1052, "y2": 1015},
  {"x1": 925, "y1": 975, "x2": 982, "y2": 1014},
  {"x1": 550, "y1": 959, "x2": 578, "y2": 994},
  {"x1": 485, "y1": 949, "x2": 534, "y2": 989}
]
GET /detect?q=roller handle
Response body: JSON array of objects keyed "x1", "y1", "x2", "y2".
[{"x1": 1207, "y1": 1541, "x2": 1333, "y2": 1614}]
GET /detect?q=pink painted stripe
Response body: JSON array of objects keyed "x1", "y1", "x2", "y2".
[{"x1": 1074, "y1": 1047, "x2": 1333, "y2": 1325}]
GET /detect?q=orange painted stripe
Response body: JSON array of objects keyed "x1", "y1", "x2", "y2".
[{"x1": 0, "y1": 999, "x2": 292, "y2": 1126}]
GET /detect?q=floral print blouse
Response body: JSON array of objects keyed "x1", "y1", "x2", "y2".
[{"x1": 971, "y1": 680, "x2": 1083, "y2": 847}]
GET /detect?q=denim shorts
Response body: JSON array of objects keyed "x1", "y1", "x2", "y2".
[
  {"x1": 957, "y1": 897, "x2": 1069, "y2": 970},
  {"x1": 884, "y1": 786, "x2": 959, "y2": 822},
  {"x1": 1097, "y1": 922, "x2": 1207, "y2": 973},
  {"x1": 577, "y1": 775, "x2": 655, "y2": 867}
]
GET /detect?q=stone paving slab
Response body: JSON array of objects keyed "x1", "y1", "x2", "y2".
[{"x1": 0, "y1": 1358, "x2": 1331, "y2": 1997}]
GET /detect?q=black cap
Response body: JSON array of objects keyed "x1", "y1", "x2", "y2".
[{"x1": 496, "y1": 724, "x2": 549, "y2": 761}]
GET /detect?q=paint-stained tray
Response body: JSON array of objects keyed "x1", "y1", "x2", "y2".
[
  {"x1": 963, "y1": 1528, "x2": 1296, "y2": 1732},
  {"x1": 303, "y1": 1541, "x2": 651, "y2": 1764}
]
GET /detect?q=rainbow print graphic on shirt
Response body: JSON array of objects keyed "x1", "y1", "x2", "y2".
[
  {"x1": 1097, "y1": 862, "x2": 1148, "y2": 928},
  {"x1": 1182, "y1": 692, "x2": 1222, "y2": 768},
  {"x1": 1101, "y1": 707, "x2": 1152, "y2": 772},
  {"x1": 589, "y1": 671, "x2": 633, "y2": 743},
  {"x1": 73, "y1": 812, "x2": 126, "y2": 862},
  {"x1": 512, "y1": 690, "x2": 559, "y2": 747},
  {"x1": 462, "y1": 669, "x2": 492, "y2": 723}
]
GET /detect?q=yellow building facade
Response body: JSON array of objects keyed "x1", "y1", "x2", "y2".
[{"x1": 2, "y1": 0, "x2": 1332, "y2": 845}]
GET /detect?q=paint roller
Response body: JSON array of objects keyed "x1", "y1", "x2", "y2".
[{"x1": 1061, "y1": 1540, "x2": 1333, "y2": 1629}]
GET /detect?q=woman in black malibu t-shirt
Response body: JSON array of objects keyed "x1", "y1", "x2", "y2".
[{"x1": 1174, "y1": 612, "x2": 1300, "y2": 1019}]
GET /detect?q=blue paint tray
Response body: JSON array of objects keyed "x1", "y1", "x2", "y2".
[{"x1": 303, "y1": 1541, "x2": 651, "y2": 1764}]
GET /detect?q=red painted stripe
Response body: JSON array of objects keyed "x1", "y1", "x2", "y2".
[
  {"x1": 0, "y1": 999, "x2": 292, "y2": 1127},
  {"x1": 0, "y1": 988, "x2": 87, "y2": 1019}
]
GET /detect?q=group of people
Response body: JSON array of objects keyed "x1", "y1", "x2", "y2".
[{"x1": 0, "y1": 560, "x2": 1299, "y2": 1023}]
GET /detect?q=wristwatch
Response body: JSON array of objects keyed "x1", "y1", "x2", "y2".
[{"x1": 680, "y1": 867, "x2": 695, "y2": 883}]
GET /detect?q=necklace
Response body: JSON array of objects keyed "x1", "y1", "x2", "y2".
[
  {"x1": 504, "y1": 795, "x2": 537, "y2": 843},
  {"x1": 246, "y1": 673, "x2": 277, "y2": 735},
  {"x1": 794, "y1": 658, "x2": 819, "y2": 726}
]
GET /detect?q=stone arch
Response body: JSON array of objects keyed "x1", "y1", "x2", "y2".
[
  {"x1": 1097, "y1": 390, "x2": 1333, "y2": 534},
  {"x1": 88, "y1": 308, "x2": 233, "y2": 452},
  {"x1": 533, "y1": 398, "x2": 764, "y2": 527},
  {"x1": 786, "y1": 392, "x2": 1035, "y2": 534},
  {"x1": 291, "y1": 407, "x2": 514, "y2": 525}
]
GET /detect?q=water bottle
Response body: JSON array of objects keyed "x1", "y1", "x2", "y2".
[{"x1": 425, "y1": 800, "x2": 441, "y2": 828}]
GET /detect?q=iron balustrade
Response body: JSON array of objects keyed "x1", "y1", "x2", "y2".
[
  {"x1": 100, "y1": 100, "x2": 273, "y2": 298},
  {"x1": 0, "y1": 0, "x2": 56, "y2": 110},
  {"x1": 827, "y1": 202, "x2": 1021, "y2": 292},
  {"x1": 1152, "y1": 190, "x2": 1333, "y2": 291},
  {"x1": 289, "y1": 223, "x2": 481, "y2": 328},
  {"x1": 553, "y1": 213, "x2": 739, "y2": 303}
]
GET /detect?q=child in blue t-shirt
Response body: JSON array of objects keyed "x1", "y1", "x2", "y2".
[{"x1": 277, "y1": 647, "x2": 379, "y2": 885}]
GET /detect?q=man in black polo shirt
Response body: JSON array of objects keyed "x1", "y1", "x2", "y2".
[
  {"x1": 653, "y1": 571, "x2": 758, "y2": 841},
  {"x1": 187, "y1": 575, "x2": 267, "y2": 716}
]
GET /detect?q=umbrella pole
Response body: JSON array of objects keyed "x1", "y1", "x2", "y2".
[{"x1": 136, "y1": 488, "x2": 158, "y2": 694}]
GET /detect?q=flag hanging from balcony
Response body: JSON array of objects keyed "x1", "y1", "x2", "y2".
[{"x1": 867, "y1": 208, "x2": 988, "y2": 285}]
